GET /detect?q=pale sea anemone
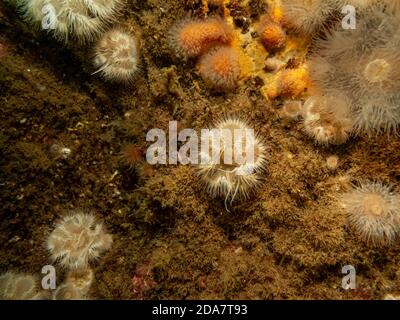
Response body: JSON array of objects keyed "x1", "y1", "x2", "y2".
[
  {"x1": 342, "y1": 181, "x2": 400, "y2": 245},
  {"x1": 21, "y1": 0, "x2": 123, "y2": 42},
  {"x1": 93, "y1": 28, "x2": 140, "y2": 83},
  {"x1": 47, "y1": 211, "x2": 113, "y2": 269},
  {"x1": 0, "y1": 272, "x2": 45, "y2": 300},
  {"x1": 308, "y1": 3, "x2": 400, "y2": 135},
  {"x1": 281, "y1": 0, "x2": 337, "y2": 34},
  {"x1": 197, "y1": 117, "x2": 267, "y2": 207},
  {"x1": 302, "y1": 93, "x2": 353, "y2": 145}
]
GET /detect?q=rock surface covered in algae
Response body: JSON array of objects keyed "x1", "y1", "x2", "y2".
[{"x1": 0, "y1": 0, "x2": 400, "y2": 299}]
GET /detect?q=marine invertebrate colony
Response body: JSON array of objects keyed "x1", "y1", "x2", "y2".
[
  {"x1": 47, "y1": 211, "x2": 113, "y2": 269},
  {"x1": 198, "y1": 46, "x2": 241, "y2": 92},
  {"x1": 308, "y1": 4, "x2": 400, "y2": 134},
  {"x1": 21, "y1": 0, "x2": 123, "y2": 42},
  {"x1": 93, "y1": 29, "x2": 140, "y2": 82},
  {"x1": 169, "y1": 17, "x2": 233, "y2": 59},
  {"x1": 342, "y1": 181, "x2": 400, "y2": 245},
  {"x1": 197, "y1": 118, "x2": 267, "y2": 207}
]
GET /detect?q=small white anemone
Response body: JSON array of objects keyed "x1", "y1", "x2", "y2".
[
  {"x1": 342, "y1": 181, "x2": 400, "y2": 245},
  {"x1": 197, "y1": 117, "x2": 267, "y2": 208},
  {"x1": 93, "y1": 29, "x2": 140, "y2": 83},
  {"x1": 47, "y1": 211, "x2": 113, "y2": 269}
]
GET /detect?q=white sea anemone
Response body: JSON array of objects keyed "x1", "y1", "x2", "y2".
[
  {"x1": 197, "y1": 117, "x2": 267, "y2": 207},
  {"x1": 21, "y1": 0, "x2": 123, "y2": 42},
  {"x1": 281, "y1": 0, "x2": 337, "y2": 34},
  {"x1": 342, "y1": 181, "x2": 400, "y2": 245},
  {"x1": 93, "y1": 29, "x2": 140, "y2": 83},
  {"x1": 302, "y1": 93, "x2": 353, "y2": 145},
  {"x1": 0, "y1": 272, "x2": 45, "y2": 300},
  {"x1": 47, "y1": 211, "x2": 113, "y2": 269}
]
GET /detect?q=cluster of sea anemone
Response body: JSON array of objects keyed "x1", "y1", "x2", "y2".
[
  {"x1": 169, "y1": 15, "x2": 241, "y2": 92},
  {"x1": 5, "y1": 0, "x2": 400, "y2": 301},
  {"x1": 20, "y1": 0, "x2": 123, "y2": 42},
  {"x1": 274, "y1": 1, "x2": 400, "y2": 141},
  {"x1": 46, "y1": 211, "x2": 112, "y2": 299},
  {"x1": 276, "y1": 0, "x2": 400, "y2": 248},
  {"x1": 19, "y1": 0, "x2": 140, "y2": 83},
  {"x1": 0, "y1": 211, "x2": 112, "y2": 300},
  {"x1": 0, "y1": 272, "x2": 48, "y2": 300},
  {"x1": 307, "y1": 2, "x2": 400, "y2": 136}
]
